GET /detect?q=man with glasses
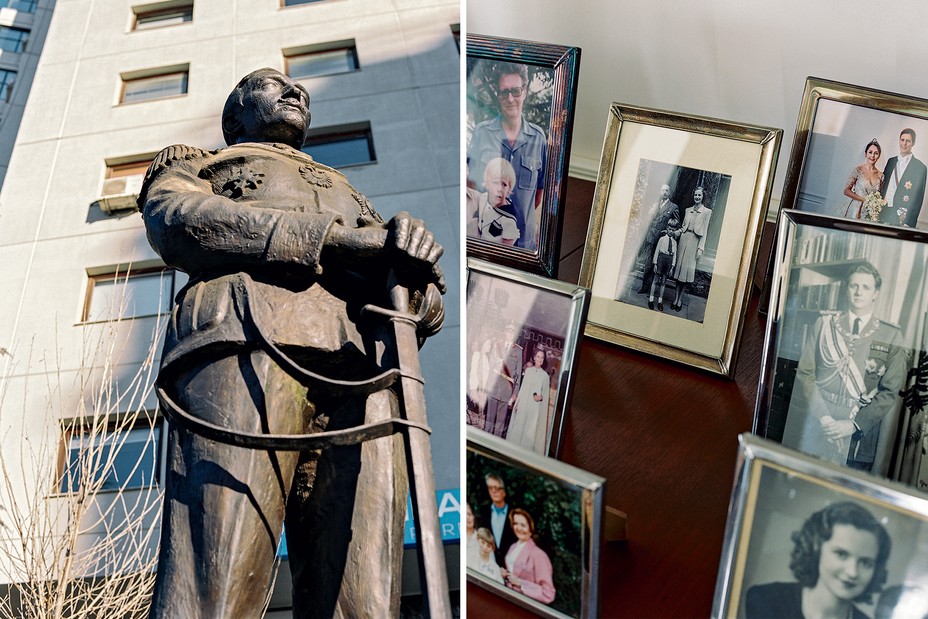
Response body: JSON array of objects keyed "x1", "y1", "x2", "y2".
[
  {"x1": 481, "y1": 473, "x2": 518, "y2": 566},
  {"x1": 468, "y1": 62, "x2": 547, "y2": 251}
]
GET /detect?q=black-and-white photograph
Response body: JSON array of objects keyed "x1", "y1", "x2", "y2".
[
  {"x1": 466, "y1": 430, "x2": 604, "y2": 619},
  {"x1": 466, "y1": 57, "x2": 553, "y2": 252},
  {"x1": 797, "y1": 101, "x2": 928, "y2": 229},
  {"x1": 736, "y1": 464, "x2": 928, "y2": 619},
  {"x1": 613, "y1": 159, "x2": 731, "y2": 324},
  {"x1": 466, "y1": 261, "x2": 588, "y2": 456},
  {"x1": 758, "y1": 212, "x2": 928, "y2": 488}
]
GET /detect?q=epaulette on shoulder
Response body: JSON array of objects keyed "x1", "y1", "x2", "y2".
[
  {"x1": 877, "y1": 318, "x2": 902, "y2": 331},
  {"x1": 136, "y1": 144, "x2": 212, "y2": 212}
]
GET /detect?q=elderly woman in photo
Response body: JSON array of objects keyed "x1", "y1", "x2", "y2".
[
  {"x1": 506, "y1": 347, "x2": 552, "y2": 453},
  {"x1": 745, "y1": 501, "x2": 891, "y2": 619},
  {"x1": 467, "y1": 157, "x2": 521, "y2": 246},
  {"x1": 842, "y1": 139, "x2": 884, "y2": 221},
  {"x1": 501, "y1": 508, "x2": 556, "y2": 605}
]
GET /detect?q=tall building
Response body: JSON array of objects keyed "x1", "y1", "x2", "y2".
[
  {"x1": 0, "y1": 0, "x2": 460, "y2": 613},
  {"x1": 0, "y1": 0, "x2": 54, "y2": 187}
]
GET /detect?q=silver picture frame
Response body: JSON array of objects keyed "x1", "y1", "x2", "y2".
[
  {"x1": 579, "y1": 104, "x2": 781, "y2": 376},
  {"x1": 466, "y1": 428, "x2": 605, "y2": 619},
  {"x1": 466, "y1": 258, "x2": 589, "y2": 457},
  {"x1": 713, "y1": 433, "x2": 928, "y2": 619},
  {"x1": 756, "y1": 209, "x2": 928, "y2": 488}
]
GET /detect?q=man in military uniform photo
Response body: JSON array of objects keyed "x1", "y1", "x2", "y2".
[{"x1": 782, "y1": 262, "x2": 907, "y2": 476}]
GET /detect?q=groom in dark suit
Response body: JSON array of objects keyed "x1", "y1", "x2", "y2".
[{"x1": 879, "y1": 128, "x2": 927, "y2": 227}]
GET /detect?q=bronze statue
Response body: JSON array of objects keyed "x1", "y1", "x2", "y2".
[{"x1": 140, "y1": 68, "x2": 448, "y2": 617}]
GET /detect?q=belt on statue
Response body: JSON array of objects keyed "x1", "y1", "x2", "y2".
[{"x1": 156, "y1": 273, "x2": 431, "y2": 451}]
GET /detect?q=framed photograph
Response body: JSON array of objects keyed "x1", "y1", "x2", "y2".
[
  {"x1": 466, "y1": 258, "x2": 589, "y2": 457},
  {"x1": 781, "y1": 77, "x2": 928, "y2": 229},
  {"x1": 465, "y1": 428, "x2": 604, "y2": 619},
  {"x1": 755, "y1": 209, "x2": 928, "y2": 489},
  {"x1": 578, "y1": 104, "x2": 782, "y2": 376},
  {"x1": 466, "y1": 34, "x2": 581, "y2": 277},
  {"x1": 713, "y1": 434, "x2": 928, "y2": 619}
]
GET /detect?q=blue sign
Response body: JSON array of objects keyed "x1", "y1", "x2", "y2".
[
  {"x1": 404, "y1": 488, "x2": 461, "y2": 547},
  {"x1": 278, "y1": 487, "x2": 460, "y2": 558}
]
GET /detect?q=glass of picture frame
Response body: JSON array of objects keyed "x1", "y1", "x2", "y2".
[
  {"x1": 466, "y1": 258, "x2": 589, "y2": 457},
  {"x1": 465, "y1": 34, "x2": 581, "y2": 277},
  {"x1": 755, "y1": 209, "x2": 928, "y2": 488},
  {"x1": 781, "y1": 76, "x2": 928, "y2": 230},
  {"x1": 713, "y1": 434, "x2": 928, "y2": 619},
  {"x1": 579, "y1": 104, "x2": 781, "y2": 376},
  {"x1": 466, "y1": 428, "x2": 604, "y2": 619}
]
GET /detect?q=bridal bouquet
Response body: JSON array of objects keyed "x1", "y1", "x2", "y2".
[{"x1": 862, "y1": 191, "x2": 886, "y2": 222}]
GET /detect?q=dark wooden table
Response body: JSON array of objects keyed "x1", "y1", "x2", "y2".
[{"x1": 466, "y1": 177, "x2": 774, "y2": 618}]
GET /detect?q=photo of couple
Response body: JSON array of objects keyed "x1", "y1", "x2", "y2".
[{"x1": 797, "y1": 98, "x2": 928, "y2": 229}]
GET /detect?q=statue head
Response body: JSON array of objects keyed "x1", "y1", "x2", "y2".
[{"x1": 221, "y1": 68, "x2": 311, "y2": 149}]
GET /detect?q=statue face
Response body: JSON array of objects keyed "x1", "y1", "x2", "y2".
[{"x1": 238, "y1": 71, "x2": 310, "y2": 147}]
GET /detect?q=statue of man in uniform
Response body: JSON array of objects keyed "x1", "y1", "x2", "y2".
[{"x1": 140, "y1": 68, "x2": 445, "y2": 618}]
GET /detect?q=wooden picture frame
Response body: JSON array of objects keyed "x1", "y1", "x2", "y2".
[{"x1": 465, "y1": 34, "x2": 580, "y2": 277}]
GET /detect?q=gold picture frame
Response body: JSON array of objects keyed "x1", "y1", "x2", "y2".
[{"x1": 579, "y1": 104, "x2": 781, "y2": 376}]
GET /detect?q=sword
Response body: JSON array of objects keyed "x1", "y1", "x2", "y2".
[{"x1": 364, "y1": 274, "x2": 451, "y2": 618}]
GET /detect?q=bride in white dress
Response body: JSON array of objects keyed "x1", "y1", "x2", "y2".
[{"x1": 842, "y1": 138, "x2": 883, "y2": 220}]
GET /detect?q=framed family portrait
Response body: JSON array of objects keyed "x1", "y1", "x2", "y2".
[
  {"x1": 781, "y1": 77, "x2": 928, "y2": 229},
  {"x1": 755, "y1": 209, "x2": 928, "y2": 489},
  {"x1": 465, "y1": 428, "x2": 604, "y2": 619},
  {"x1": 466, "y1": 34, "x2": 581, "y2": 277},
  {"x1": 713, "y1": 434, "x2": 928, "y2": 619},
  {"x1": 578, "y1": 104, "x2": 781, "y2": 376},
  {"x1": 466, "y1": 258, "x2": 589, "y2": 457}
]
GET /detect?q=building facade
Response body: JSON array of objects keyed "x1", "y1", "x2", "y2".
[{"x1": 0, "y1": 0, "x2": 460, "y2": 613}]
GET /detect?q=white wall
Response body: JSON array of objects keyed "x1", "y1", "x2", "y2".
[{"x1": 468, "y1": 0, "x2": 928, "y2": 215}]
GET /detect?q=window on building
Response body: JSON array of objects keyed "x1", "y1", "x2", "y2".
[
  {"x1": 83, "y1": 267, "x2": 185, "y2": 323},
  {"x1": 450, "y1": 24, "x2": 460, "y2": 52},
  {"x1": 282, "y1": 0, "x2": 327, "y2": 7},
  {"x1": 0, "y1": 68, "x2": 16, "y2": 102},
  {"x1": 2, "y1": 0, "x2": 36, "y2": 12},
  {"x1": 301, "y1": 123, "x2": 375, "y2": 168},
  {"x1": 102, "y1": 157, "x2": 152, "y2": 197},
  {"x1": 121, "y1": 65, "x2": 188, "y2": 104},
  {"x1": 132, "y1": 1, "x2": 193, "y2": 30},
  {"x1": 59, "y1": 419, "x2": 164, "y2": 494},
  {"x1": 0, "y1": 26, "x2": 28, "y2": 53},
  {"x1": 285, "y1": 41, "x2": 358, "y2": 80}
]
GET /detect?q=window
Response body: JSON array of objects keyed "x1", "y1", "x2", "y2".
[
  {"x1": 450, "y1": 24, "x2": 460, "y2": 52},
  {"x1": 102, "y1": 157, "x2": 152, "y2": 197},
  {"x1": 83, "y1": 268, "x2": 185, "y2": 323},
  {"x1": 59, "y1": 419, "x2": 164, "y2": 494},
  {"x1": 121, "y1": 65, "x2": 188, "y2": 104},
  {"x1": 0, "y1": 26, "x2": 28, "y2": 53},
  {"x1": 285, "y1": 41, "x2": 358, "y2": 80},
  {"x1": 2, "y1": 0, "x2": 35, "y2": 12},
  {"x1": 132, "y1": 1, "x2": 193, "y2": 30},
  {"x1": 301, "y1": 123, "x2": 375, "y2": 168},
  {"x1": 0, "y1": 69, "x2": 15, "y2": 102}
]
